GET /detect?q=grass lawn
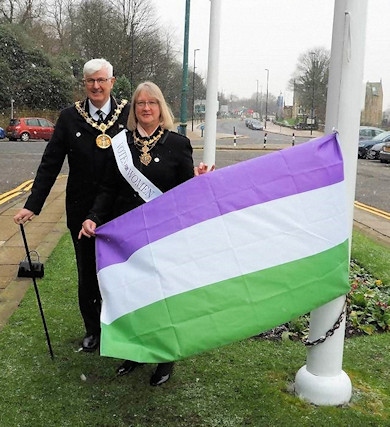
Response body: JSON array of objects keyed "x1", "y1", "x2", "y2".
[{"x1": 0, "y1": 230, "x2": 389, "y2": 427}]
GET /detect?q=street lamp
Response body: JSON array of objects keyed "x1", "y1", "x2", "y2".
[
  {"x1": 264, "y1": 68, "x2": 269, "y2": 129},
  {"x1": 260, "y1": 85, "x2": 263, "y2": 120},
  {"x1": 10, "y1": 98, "x2": 15, "y2": 119},
  {"x1": 310, "y1": 51, "x2": 315, "y2": 136},
  {"x1": 191, "y1": 48, "x2": 200, "y2": 131}
]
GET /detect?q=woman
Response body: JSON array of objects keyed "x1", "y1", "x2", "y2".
[{"x1": 79, "y1": 81, "x2": 212, "y2": 386}]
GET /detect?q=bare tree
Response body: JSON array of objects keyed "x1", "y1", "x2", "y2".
[
  {"x1": 45, "y1": 0, "x2": 80, "y2": 51},
  {"x1": 0, "y1": 0, "x2": 45, "y2": 25},
  {"x1": 289, "y1": 47, "x2": 330, "y2": 124}
]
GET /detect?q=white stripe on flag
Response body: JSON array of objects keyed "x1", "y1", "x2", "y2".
[{"x1": 98, "y1": 181, "x2": 347, "y2": 325}]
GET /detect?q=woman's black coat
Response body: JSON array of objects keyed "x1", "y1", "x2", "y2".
[{"x1": 86, "y1": 129, "x2": 195, "y2": 225}]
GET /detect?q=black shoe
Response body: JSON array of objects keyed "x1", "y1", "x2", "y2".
[
  {"x1": 116, "y1": 360, "x2": 144, "y2": 376},
  {"x1": 82, "y1": 334, "x2": 100, "y2": 352},
  {"x1": 150, "y1": 362, "x2": 174, "y2": 386}
]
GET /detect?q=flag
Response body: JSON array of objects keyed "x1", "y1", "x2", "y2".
[{"x1": 95, "y1": 133, "x2": 350, "y2": 363}]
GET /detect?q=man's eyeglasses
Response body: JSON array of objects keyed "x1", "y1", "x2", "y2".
[
  {"x1": 83, "y1": 78, "x2": 111, "y2": 86},
  {"x1": 136, "y1": 100, "x2": 159, "y2": 108}
]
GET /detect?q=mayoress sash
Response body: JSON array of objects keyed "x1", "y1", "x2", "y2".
[{"x1": 111, "y1": 130, "x2": 163, "y2": 202}]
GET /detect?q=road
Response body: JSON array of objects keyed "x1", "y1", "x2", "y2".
[
  {"x1": 217, "y1": 119, "x2": 309, "y2": 146},
  {"x1": 1, "y1": 126, "x2": 390, "y2": 213}
]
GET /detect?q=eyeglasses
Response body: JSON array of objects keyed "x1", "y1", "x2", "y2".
[
  {"x1": 83, "y1": 78, "x2": 111, "y2": 86},
  {"x1": 136, "y1": 100, "x2": 159, "y2": 108}
]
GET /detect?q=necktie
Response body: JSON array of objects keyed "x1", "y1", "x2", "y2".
[{"x1": 97, "y1": 110, "x2": 104, "y2": 124}]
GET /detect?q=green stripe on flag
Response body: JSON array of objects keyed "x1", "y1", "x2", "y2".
[{"x1": 100, "y1": 240, "x2": 350, "y2": 362}]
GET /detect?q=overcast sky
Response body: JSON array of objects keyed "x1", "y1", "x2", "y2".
[{"x1": 154, "y1": 0, "x2": 390, "y2": 109}]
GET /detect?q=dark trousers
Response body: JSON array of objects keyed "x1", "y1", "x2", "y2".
[{"x1": 70, "y1": 229, "x2": 101, "y2": 336}]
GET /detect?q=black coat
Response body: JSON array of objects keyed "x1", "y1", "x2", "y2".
[
  {"x1": 24, "y1": 97, "x2": 130, "y2": 231},
  {"x1": 86, "y1": 129, "x2": 195, "y2": 225}
]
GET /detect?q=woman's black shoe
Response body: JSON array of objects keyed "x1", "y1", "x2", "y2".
[
  {"x1": 150, "y1": 362, "x2": 174, "y2": 386},
  {"x1": 116, "y1": 360, "x2": 144, "y2": 376}
]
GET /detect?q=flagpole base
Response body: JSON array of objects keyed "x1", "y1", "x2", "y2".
[{"x1": 294, "y1": 365, "x2": 352, "y2": 406}]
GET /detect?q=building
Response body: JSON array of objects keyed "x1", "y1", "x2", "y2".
[{"x1": 361, "y1": 81, "x2": 383, "y2": 127}]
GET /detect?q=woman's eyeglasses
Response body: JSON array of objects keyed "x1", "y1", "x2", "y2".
[{"x1": 136, "y1": 101, "x2": 159, "y2": 108}]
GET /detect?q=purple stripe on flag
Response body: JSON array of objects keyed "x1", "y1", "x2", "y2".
[{"x1": 96, "y1": 133, "x2": 343, "y2": 270}]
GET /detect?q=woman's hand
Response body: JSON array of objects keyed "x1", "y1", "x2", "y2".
[
  {"x1": 78, "y1": 219, "x2": 97, "y2": 239},
  {"x1": 194, "y1": 162, "x2": 215, "y2": 176}
]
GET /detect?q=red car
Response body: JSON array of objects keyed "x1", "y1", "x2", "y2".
[{"x1": 6, "y1": 117, "x2": 55, "y2": 142}]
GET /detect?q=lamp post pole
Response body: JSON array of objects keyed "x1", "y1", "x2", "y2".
[
  {"x1": 192, "y1": 48, "x2": 200, "y2": 132},
  {"x1": 179, "y1": 0, "x2": 191, "y2": 136},
  {"x1": 310, "y1": 51, "x2": 315, "y2": 136},
  {"x1": 11, "y1": 98, "x2": 14, "y2": 119},
  {"x1": 256, "y1": 79, "x2": 259, "y2": 117},
  {"x1": 260, "y1": 85, "x2": 263, "y2": 121},
  {"x1": 264, "y1": 68, "x2": 269, "y2": 129}
]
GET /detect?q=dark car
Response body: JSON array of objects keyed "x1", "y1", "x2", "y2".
[
  {"x1": 0, "y1": 127, "x2": 5, "y2": 139},
  {"x1": 358, "y1": 131, "x2": 390, "y2": 159},
  {"x1": 248, "y1": 119, "x2": 264, "y2": 130},
  {"x1": 245, "y1": 118, "x2": 254, "y2": 127},
  {"x1": 6, "y1": 117, "x2": 55, "y2": 142},
  {"x1": 379, "y1": 142, "x2": 390, "y2": 163},
  {"x1": 366, "y1": 142, "x2": 387, "y2": 160}
]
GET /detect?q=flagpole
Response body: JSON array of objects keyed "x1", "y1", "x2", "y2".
[
  {"x1": 202, "y1": 0, "x2": 222, "y2": 168},
  {"x1": 294, "y1": 0, "x2": 368, "y2": 406}
]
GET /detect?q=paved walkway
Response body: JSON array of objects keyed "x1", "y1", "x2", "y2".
[
  {"x1": 0, "y1": 176, "x2": 67, "y2": 330},
  {"x1": 0, "y1": 123, "x2": 389, "y2": 330}
]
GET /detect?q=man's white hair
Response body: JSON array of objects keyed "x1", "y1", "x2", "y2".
[{"x1": 83, "y1": 58, "x2": 113, "y2": 78}]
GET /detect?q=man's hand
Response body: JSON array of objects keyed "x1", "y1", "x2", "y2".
[{"x1": 14, "y1": 208, "x2": 35, "y2": 225}]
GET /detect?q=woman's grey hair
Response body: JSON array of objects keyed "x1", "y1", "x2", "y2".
[
  {"x1": 127, "y1": 81, "x2": 174, "y2": 131},
  {"x1": 83, "y1": 58, "x2": 113, "y2": 78}
]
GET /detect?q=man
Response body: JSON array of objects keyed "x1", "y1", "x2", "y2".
[{"x1": 14, "y1": 58, "x2": 130, "y2": 352}]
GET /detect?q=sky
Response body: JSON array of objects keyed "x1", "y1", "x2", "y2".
[{"x1": 154, "y1": 0, "x2": 390, "y2": 109}]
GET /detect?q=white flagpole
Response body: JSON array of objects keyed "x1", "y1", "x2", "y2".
[
  {"x1": 294, "y1": 0, "x2": 368, "y2": 406},
  {"x1": 203, "y1": 0, "x2": 222, "y2": 168}
]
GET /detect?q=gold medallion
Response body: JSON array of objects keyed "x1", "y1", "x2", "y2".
[
  {"x1": 96, "y1": 133, "x2": 112, "y2": 149},
  {"x1": 74, "y1": 99, "x2": 128, "y2": 149},
  {"x1": 133, "y1": 128, "x2": 164, "y2": 166},
  {"x1": 140, "y1": 152, "x2": 152, "y2": 166}
]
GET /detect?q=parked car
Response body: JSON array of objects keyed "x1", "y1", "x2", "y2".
[
  {"x1": 379, "y1": 142, "x2": 390, "y2": 163},
  {"x1": 358, "y1": 131, "x2": 390, "y2": 159},
  {"x1": 359, "y1": 126, "x2": 385, "y2": 140},
  {"x1": 6, "y1": 117, "x2": 55, "y2": 142},
  {"x1": 366, "y1": 142, "x2": 387, "y2": 160},
  {"x1": 0, "y1": 127, "x2": 5, "y2": 139}
]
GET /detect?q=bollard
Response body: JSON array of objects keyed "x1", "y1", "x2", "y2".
[
  {"x1": 263, "y1": 132, "x2": 267, "y2": 149},
  {"x1": 233, "y1": 126, "x2": 237, "y2": 147},
  {"x1": 292, "y1": 133, "x2": 295, "y2": 147}
]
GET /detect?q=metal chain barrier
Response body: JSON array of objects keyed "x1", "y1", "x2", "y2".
[{"x1": 303, "y1": 301, "x2": 347, "y2": 347}]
